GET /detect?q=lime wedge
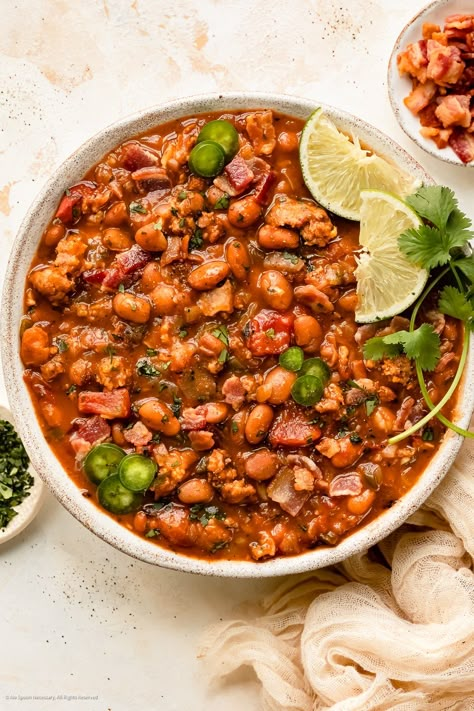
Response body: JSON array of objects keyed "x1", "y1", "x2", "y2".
[
  {"x1": 299, "y1": 108, "x2": 421, "y2": 221},
  {"x1": 354, "y1": 190, "x2": 428, "y2": 323}
]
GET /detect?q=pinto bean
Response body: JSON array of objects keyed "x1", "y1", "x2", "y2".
[
  {"x1": 113, "y1": 292, "x2": 151, "y2": 323},
  {"x1": 104, "y1": 201, "x2": 128, "y2": 227},
  {"x1": 294, "y1": 314, "x2": 323, "y2": 352},
  {"x1": 245, "y1": 404, "x2": 274, "y2": 444},
  {"x1": 102, "y1": 227, "x2": 133, "y2": 251},
  {"x1": 258, "y1": 225, "x2": 300, "y2": 250},
  {"x1": 229, "y1": 409, "x2": 247, "y2": 445},
  {"x1": 111, "y1": 423, "x2": 127, "y2": 447},
  {"x1": 294, "y1": 285, "x2": 334, "y2": 313},
  {"x1": 347, "y1": 489, "x2": 376, "y2": 515},
  {"x1": 331, "y1": 438, "x2": 363, "y2": 468},
  {"x1": 227, "y1": 196, "x2": 262, "y2": 227},
  {"x1": 264, "y1": 366, "x2": 297, "y2": 405},
  {"x1": 44, "y1": 222, "x2": 66, "y2": 247},
  {"x1": 178, "y1": 478, "x2": 214, "y2": 504},
  {"x1": 138, "y1": 400, "x2": 180, "y2": 436},
  {"x1": 226, "y1": 240, "x2": 251, "y2": 281},
  {"x1": 277, "y1": 131, "x2": 299, "y2": 152},
  {"x1": 205, "y1": 402, "x2": 230, "y2": 424},
  {"x1": 141, "y1": 261, "x2": 162, "y2": 292},
  {"x1": 258, "y1": 270, "x2": 293, "y2": 310},
  {"x1": 244, "y1": 448, "x2": 279, "y2": 481},
  {"x1": 149, "y1": 284, "x2": 177, "y2": 315},
  {"x1": 187, "y1": 260, "x2": 230, "y2": 291},
  {"x1": 134, "y1": 222, "x2": 168, "y2": 252}
]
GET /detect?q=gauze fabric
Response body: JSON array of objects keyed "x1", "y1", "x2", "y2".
[{"x1": 199, "y1": 430, "x2": 474, "y2": 710}]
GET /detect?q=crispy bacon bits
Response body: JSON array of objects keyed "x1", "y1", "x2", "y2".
[{"x1": 397, "y1": 14, "x2": 474, "y2": 163}]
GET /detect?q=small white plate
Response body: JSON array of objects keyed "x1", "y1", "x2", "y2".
[
  {"x1": 387, "y1": 0, "x2": 474, "y2": 168},
  {"x1": 0, "y1": 405, "x2": 44, "y2": 544}
]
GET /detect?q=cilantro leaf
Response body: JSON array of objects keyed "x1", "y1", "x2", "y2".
[
  {"x1": 363, "y1": 337, "x2": 402, "y2": 361},
  {"x1": 398, "y1": 224, "x2": 465, "y2": 270},
  {"x1": 405, "y1": 186, "x2": 458, "y2": 232},
  {"x1": 446, "y1": 207, "x2": 472, "y2": 243},
  {"x1": 438, "y1": 285, "x2": 474, "y2": 322},
  {"x1": 455, "y1": 256, "x2": 474, "y2": 283},
  {"x1": 383, "y1": 324, "x2": 440, "y2": 371}
]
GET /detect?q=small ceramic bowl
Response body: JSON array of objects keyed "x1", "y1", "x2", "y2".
[
  {"x1": 388, "y1": 0, "x2": 474, "y2": 167},
  {"x1": 2, "y1": 92, "x2": 474, "y2": 576},
  {"x1": 0, "y1": 405, "x2": 44, "y2": 544}
]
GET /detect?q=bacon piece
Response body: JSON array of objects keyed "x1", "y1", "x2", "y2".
[
  {"x1": 269, "y1": 407, "x2": 321, "y2": 448},
  {"x1": 188, "y1": 430, "x2": 215, "y2": 451},
  {"x1": 116, "y1": 245, "x2": 152, "y2": 274},
  {"x1": 102, "y1": 267, "x2": 124, "y2": 290},
  {"x1": 404, "y1": 80, "x2": 437, "y2": 114},
  {"x1": 131, "y1": 166, "x2": 172, "y2": 193},
  {"x1": 120, "y1": 141, "x2": 159, "y2": 172},
  {"x1": 420, "y1": 127, "x2": 453, "y2": 149},
  {"x1": 180, "y1": 407, "x2": 208, "y2": 431},
  {"x1": 224, "y1": 155, "x2": 254, "y2": 194},
  {"x1": 435, "y1": 94, "x2": 472, "y2": 128},
  {"x1": 55, "y1": 182, "x2": 96, "y2": 224},
  {"x1": 427, "y1": 41, "x2": 465, "y2": 84},
  {"x1": 449, "y1": 128, "x2": 474, "y2": 163},
  {"x1": 222, "y1": 376, "x2": 246, "y2": 410},
  {"x1": 267, "y1": 466, "x2": 311, "y2": 516},
  {"x1": 397, "y1": 40, "x2": 428, "y2": 82},
  {"x1": 253, "y1": 170, "x2": 277, "y2": 206},
  {"x1": 245, "y1": 310, "x2": 294, "y2": 356},
  {"x1": 69, "y1": 415, "x2": 111, "y2": 457},
  {"x1": 82, "y1": 269, "x2": 107, "y2": 285},
  {"x1": 418, "y1": 102, "x2": 442, "y2": 128},
  {"x1": 197, "y1": 280, "x2": 234, "y2": 317},
  {"x1": 329, "y1": 473, "x2": 363, "y2": 497},
  {"x1": 123, "y1": 421, "x2": 152, "y2": 447},
  {"x1": 78, "y1": 389, "x2": 131, "y2": 419}
]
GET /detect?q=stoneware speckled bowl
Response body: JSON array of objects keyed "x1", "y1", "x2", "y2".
[
  {"x1": 388, "y1": 0, "x2": 474, "y2": 168},
  {"x1": 2, "y1": 92, "x2": 473, "y2": 577}
]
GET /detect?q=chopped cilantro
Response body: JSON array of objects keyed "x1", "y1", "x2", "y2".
[
  {"x1": 178, "y1": 329, "x2": 188, "y2": 339},
  {"x1": 55, "y1": 338, "x2": 68, "y2": 353},
  {"x1": 171, "y1": 395, "x2": 182, "y2": 418},
  {"x1": 189, "y1": 229, "x2": 203, "y2": 251},
  {"x1": 129, "y1": 201, "x2": 147, "y2": 214},
  {"x1": 146, "y1": 348, "x2": 158, "y2": 357},
  {"x1": 136, "y1": 358, "x2": 161, "y2": 378},
  {"x1": 0, "y1": 420, "x2": 33, "y2": 530},
  {"x1": 118, "y1": 283, "x2": 125, "y2": 293},
  {"x1": 189, "y1": 504, "x2": 226, "y2": 527},
  {"x1": 212, "y1": 325, "x2": 229, "y2": 347},
  {"x1": 178, "y1": 190, "x2": 187, "y2": 201},
  {"x1": 66, "y1": 384, "x2": 77, "y2": 396},
  {"x1": 214, "y1": 194, "x2": 230, "y2": 210},
  {"x1": 422, "y1": 427, "x2": 435, "y2": 442},
  {"x1": 282, "y1": 251, "x2": 299, "y2": 265},
  {"x1": 265, "y1": 328, "x2": 275, "y2": 339}
]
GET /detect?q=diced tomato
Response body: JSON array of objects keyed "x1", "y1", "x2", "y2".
[
  {"x1": 224, "y1": 155, "x2": 254, "y2": 193},
  {"x1": 245, "y1": 310, "x2": 294, "y2": 356},
  {"x1": 116, "y1": 245, "x2": 152, "y2": 274},
  {"x1": 78, "y1": 389, "x2": 131, "y2": 419},
  {"x1": 269, "y1": 407, "x2": 321, "y2": 447},
  {"x1": 254, "y1": 170, "x2": 277, "y2": 206},
  {"x1": 70, "y1": 415, "x2": 111, "y2": 456},
  {"x1": 121, "y1": 142, "x2": 159, "y2": 172},
  {"x1": 55, "y1": 182, "x2": 96, "y2": 224}
]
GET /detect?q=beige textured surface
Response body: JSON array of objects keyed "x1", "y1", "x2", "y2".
[{"x1": 0, "y1": 1, "x2": 473, "y2": 709}]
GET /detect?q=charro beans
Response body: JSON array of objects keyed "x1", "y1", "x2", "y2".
[
  {"x1": 134, "y1": 223, "x2": 168, "y2": 252},
  {"x1": 245, "y1": 404, "x2": 274, "y2": 444},
  {"x1": 257, "y1": 225, "x2": 300, "y2": 249},
  {"x1": 138, "y1": 400, "x2": 180, "y2": 436},
  {"x1": 244, "y1": 448, "x2": 279, "y2": 480},
  {"x1": 112, "y1": 292, "x2": 151, "y2": 323},
  {"x1": 258, "y1": 270, "x2": 293, "y2": 310},
  {"x1": 104, "y1": 201, "x2": 128, "y2": 226},
  {"x1": 149, "y1": 285, "x2": 177, "y2": 315},
  {"x1": 102, "y1": 227, "x2": 133, "y2": 251},
  {"x1": 294, "y1": 314, "x2": 323, "y2": 352},
  {"x1": 226, "y1": 239, "x2": 251, "y2": 281},
  {"x1": 178, "y1": 478, "x2": 214, "y2": 504},
  {"x1": 187, "y1": 260, "x2": 230, "y2": 290},
  {"x1": 263, "y1": 366, "x2": 297, "y2": 405},
  {"x1": 227, "y1": 196, "x2": 262, "y2": 227}
]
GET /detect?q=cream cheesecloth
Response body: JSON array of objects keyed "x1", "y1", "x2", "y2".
[{"x1": 200, "y1": 427, "x2": 474, "y2": 709}]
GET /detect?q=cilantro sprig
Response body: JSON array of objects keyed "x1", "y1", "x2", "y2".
[{"x1": 363, "y1": 185, "x2": 474, "y2": 444}]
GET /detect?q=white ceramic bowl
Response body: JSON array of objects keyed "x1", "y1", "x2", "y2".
[
  {"x1": 0, "y1": 405, "x2": 44, "y2": 544},
  {"x1": 388, "y1": 0, "x2": 474, "y2": 167},
  {"x1": 2, "y1": 92, "x2": 473, "y2": 577}
]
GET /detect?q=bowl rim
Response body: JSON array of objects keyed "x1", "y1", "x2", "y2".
[
  {"x1": 387, "y1": 0, "x2": 474, "y2": 168},
  {"x1": 3, "y1": 90, "x2": 474, "y2": 577}
]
